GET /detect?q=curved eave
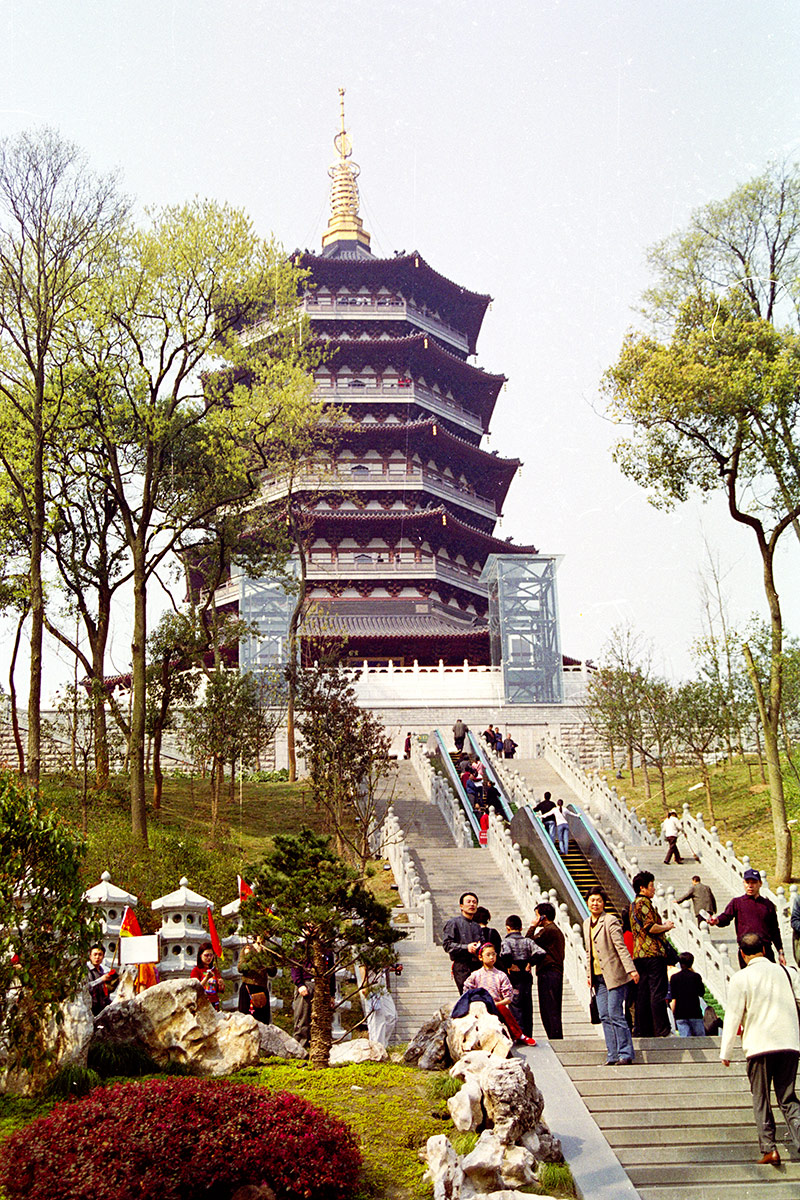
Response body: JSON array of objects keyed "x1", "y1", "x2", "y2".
[
  {"x1": 317, "y1": 333, "x2": 505, "y2": 421},
  {"x1": 331, "y1": 418, "x2": 520, "y2": 507},
  {"x1": 302, "y1": 505, "x2": 538, "y2": 556},
  {"x1": 296, "y1": 251, "x2": 491, "y2": 353}
]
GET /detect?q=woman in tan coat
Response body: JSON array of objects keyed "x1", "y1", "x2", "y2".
[{"x1": 584, "y1": 889, "x2": 640, "y2": 1065}]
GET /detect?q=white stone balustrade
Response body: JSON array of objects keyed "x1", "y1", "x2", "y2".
[
  {"x1": 656, "y1": 884, "x2": 735, "y2": 1007},
  {"x1": 379, "y1": 806, "x2": 434, "y2": 946},
  {"x1": 409, "y1": 737, "x2": 472, "y2": 848},
  {"x1": 485, "y1": 809, "x2": 588, "y2": 999},
  {"x1": 543, "y1": 735, "x2": 659, "y2": 847}
]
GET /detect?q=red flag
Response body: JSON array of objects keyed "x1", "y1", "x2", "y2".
[
  {"x1": 119, "y1": 906, "x2": 142, "y2": 937},
  {"x1": 238, "y1": 875, "x2": 254, "y2": 902},
  {"x1": 207, "y1": 906, "x2": 223, "y2": 957}
]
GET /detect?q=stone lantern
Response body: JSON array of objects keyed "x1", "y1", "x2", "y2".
[
  {"x1": 220, "y1": 896, "x2": 245, "y2": 1010},
  {"x1": 151, "y1": 877, "x2": 214, "y2": 979},
  {"x1": 84, "y1": 870, "x2": 138, "y2": 963},
  {"x1": 219, "y1": 894, "x2": 285, "y2": 1013}
]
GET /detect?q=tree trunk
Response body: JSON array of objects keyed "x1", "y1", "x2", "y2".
[
  {"x1": 753, "y1": 721, "x2": 767, "y2": 783},
  {"x1": 626, "y1": 743, "x2": 635, "y2": 785},
  {"x1": 9, "y1": 606, "x2": 27, "y2": 774},
  {"x1": 27, "y1": 516, "x2": 44, "y2": 788},
  {"x1": 642, "y1": 759, "x2": 652, "y2": 799},
  {"x1": 152, "y1": 724, "x2": 164, "y2": 811},
  {"x1": 744, "y1": 638, "x2": 791, "y2": 880},
  {"x1": 309, "y1": 939, "x2": 333, "y2": 1068},
  {"x1": 699, "y1": 756, "x2": 716, "y2": 826},
  {"x1": 211, "y1": 756, "x2": 222, "y2": 830},
  {"x1": 129, "y1": 557, "x2": 149, "y2": 846}
]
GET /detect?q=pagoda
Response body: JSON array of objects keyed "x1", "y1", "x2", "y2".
[{"x1": 234, "y1": 90, "x2": 542, "y2": 671}]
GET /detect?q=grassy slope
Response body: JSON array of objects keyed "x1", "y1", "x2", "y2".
[{"x1": 606, "y1": 755, "x2": 800, "y2": 882}]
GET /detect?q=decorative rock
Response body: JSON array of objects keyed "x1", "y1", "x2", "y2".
[
  {"x1": 461, "y1": 1129, "x2": 504, "y2": 1193},
  {"x1": 450, "y1": 1049, "x2": 492, "y2": 1079},
  {"x1": 529, "y1": 1123, "x2": 563, "y2": 1164},
  {"x1": 328, "y1": 1038, "x2": 388, "y2": 1065},
  {"x1": 499, "y1": 1144, "x2": 537, "y2": 1188},
  {"x1": 257, "y1": 1023, "x2": 307, "y2": 1059},
  {"x1": 421, "y1": 1134, "x2": 465, "y2": 1200},
  {"x1": 447, "y1": 1004, "x2": 510, "y2": 1061},
  {"x1": 447, "y1": 1075, "x2": 483, "y2": 1132},
  {"x1": 418, "y1": 1021, "x2": 451, "y2": 1071},
  {"x1": 92, "y1": 978, "x2": 261, "y2": 1075},
  {"x1": 0, "y1": 989, "x2": 94, "y2": 1096},
  {"x1": 480, "y1": 1058, "x2": 543, "y2": 1145},
  {"x1": 404, "y1": 1008, "x2": 451, "y2": 1065}
]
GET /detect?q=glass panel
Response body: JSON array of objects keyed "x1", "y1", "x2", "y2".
[{"x1": 482, "y1": 555, "x2": 563, "y2": 704}]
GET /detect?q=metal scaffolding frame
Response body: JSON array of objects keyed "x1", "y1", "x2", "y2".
[{"x1": 482, "y1": 554, "x2": 563, "y2": 704}]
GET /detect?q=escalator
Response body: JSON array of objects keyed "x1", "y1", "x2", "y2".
[
  {"x1": 464, "y1": 730, "x2": 514, "y2": 822},
  {"x1": 510, "y1": 798, "x2": 634, "y2": 925},
  {"x1": 429, "y1": 728, "x2": 482, "y2": 844}
]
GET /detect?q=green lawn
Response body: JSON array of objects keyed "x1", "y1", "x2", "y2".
[{"x1": 606, "y1": 755, "x2": 800, "y2": 882}]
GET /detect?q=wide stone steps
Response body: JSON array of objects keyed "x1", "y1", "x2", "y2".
[{"x1": 554, "y1": 1037, "x2": 800, "y2": 1198}]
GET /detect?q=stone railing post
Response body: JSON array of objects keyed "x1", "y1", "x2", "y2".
[{"x1": 379, "y1": 806, "x2": 434, "y2": 947}]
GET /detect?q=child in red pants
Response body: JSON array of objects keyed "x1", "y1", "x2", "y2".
[{"x1": 463, "y1": 943, "x2": 536, "y2": 1046}]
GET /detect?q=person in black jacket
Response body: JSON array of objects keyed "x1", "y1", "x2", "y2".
[{"x1": 443, "y1": 891, "x2": 482, "y2": 993}]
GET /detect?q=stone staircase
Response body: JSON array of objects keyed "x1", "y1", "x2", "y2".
[
  {"x1": 385, "y1": 754, "x2": 800, "y2": 1198},
  {"x1": 557, "y1": 1036, "x2": 800, "y2": 1198}
]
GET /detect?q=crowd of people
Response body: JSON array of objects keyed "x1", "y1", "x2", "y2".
[{"x1": 443, "y1": 839, "x2": 800, "y2": 1168}]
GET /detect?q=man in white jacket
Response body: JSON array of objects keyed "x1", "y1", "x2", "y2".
[{"x1": 720, "y1": 932, "x2": 800, "y2": 1166}]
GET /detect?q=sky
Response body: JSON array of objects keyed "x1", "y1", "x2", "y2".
[{"x1": 1, "y1": 0, "x2": 800, "y2": 697}]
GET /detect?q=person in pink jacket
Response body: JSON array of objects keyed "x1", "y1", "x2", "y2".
[{"x1": 463, "y1": 943, "x2": 536, "y2": 1046}]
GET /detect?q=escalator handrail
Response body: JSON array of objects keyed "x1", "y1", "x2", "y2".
[
  {"x1": 564, "y1": 799, "x2": 635, "y2": 904},
  {"x1": 520, "y1": 805, "x2": 590, "y2": 921},
  {"x1": 465, "y1": 731, "x2": 515, "y2": 822},
  {"x1": 431, "y1": 729, "x2": 482, "y2": 844}
]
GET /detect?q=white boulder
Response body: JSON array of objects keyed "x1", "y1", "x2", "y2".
[{"x1": 328, "y1": 1038, "x2": 389, "y2": 1065}]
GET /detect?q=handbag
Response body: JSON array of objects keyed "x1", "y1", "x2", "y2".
[
  {"x1": 703, "y1": 1003, "x2": 722, "y2": 1036},
  {"x1": 249, "y1": 990, "x2": 269, "y2": 1009},
  {"x1": 589, "y1": 988, "x2": 601, "y2": 1024},
  {"x1": 663, "y1": 939, "x2": 679, "y2": 967}
]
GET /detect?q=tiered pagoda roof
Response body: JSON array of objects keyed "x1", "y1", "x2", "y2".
[
  {"x1": 297, "y1": 253, "x2": 492, "y2": 356},
  {"x1": 316, "y1": 332, "x2": 506, "y2": 428}
]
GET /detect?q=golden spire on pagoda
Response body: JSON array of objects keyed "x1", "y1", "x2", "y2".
[{"x1": 321, "y1": 87, "x2": 371, "y2": 253}]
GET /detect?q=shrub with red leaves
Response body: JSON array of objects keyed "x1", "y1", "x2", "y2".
[{"x1": 0, "y1": 1077, "x2": 361, "y2": 1200}]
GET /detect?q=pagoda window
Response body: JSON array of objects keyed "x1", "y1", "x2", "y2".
[
  {"x1": 354, "y1": 553, "x2": 373, "y2": 565},
  {"x1": 350, "y1": 464, "x2": 371, "y2": 477}
]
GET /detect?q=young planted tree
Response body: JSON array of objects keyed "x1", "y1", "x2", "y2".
[
  {"x1": 295, "y1": 660, "x2": 393, "y2": 869},
  {"x1": 604, "y1": 163, "x2": 800, "y2": 880},
  {"x1": 145, "y1": 611, "x2": 204, "y2": 810},
  {"x1": 0, "y1": 773, "x2": 97, "y2": 1078},
  {"x1": 0, "y1": 129, "x2": 126, "y2": 785},
  {"x1": 185, "y1": 667, "x2": 283, "y2": 833},
  {"x1": 672, "y1": 679, "x2": 727, "y2": 825},
  {"x1": 241, "y1": 828, "x2": 401, "y2": 1068}
]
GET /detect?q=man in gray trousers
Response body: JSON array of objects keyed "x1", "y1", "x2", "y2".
[{"x1": 720, "y1": 932, "x2": 800, "y2": 1167}]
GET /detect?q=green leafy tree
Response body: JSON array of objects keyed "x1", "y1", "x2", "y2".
[
  {"x1": 185, "y1": 667, "x2": 284, "y2": 832},
  {"x1": 73, "y1": 202, "x2": 319, "y2": 845},
  {"x1": 0, "y1": 772, "x2": 97, "y2": 1077},
  {"x1": 672, "y1": 679, "x2": 727, "y2": 825},
  {"x1": 145, "y1": 611, "x2": 204, "y2": 811},
  {"x1": 242, "y1": 828, "x2": 402, "y2": 1068},
  {"x1": 0, "y1": 129, "x2": 125, "y2": 785},
  {"x1": 296, "y1": 660, "x2": 393, "y2": 869},
  {"x1": 604, "y1": 164, "x2": 800, "y2": 880}
]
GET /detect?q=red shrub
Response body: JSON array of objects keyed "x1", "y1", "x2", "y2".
[{"x1": 0, "y1": 1077, "x2": 361, "y2": 1200}]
